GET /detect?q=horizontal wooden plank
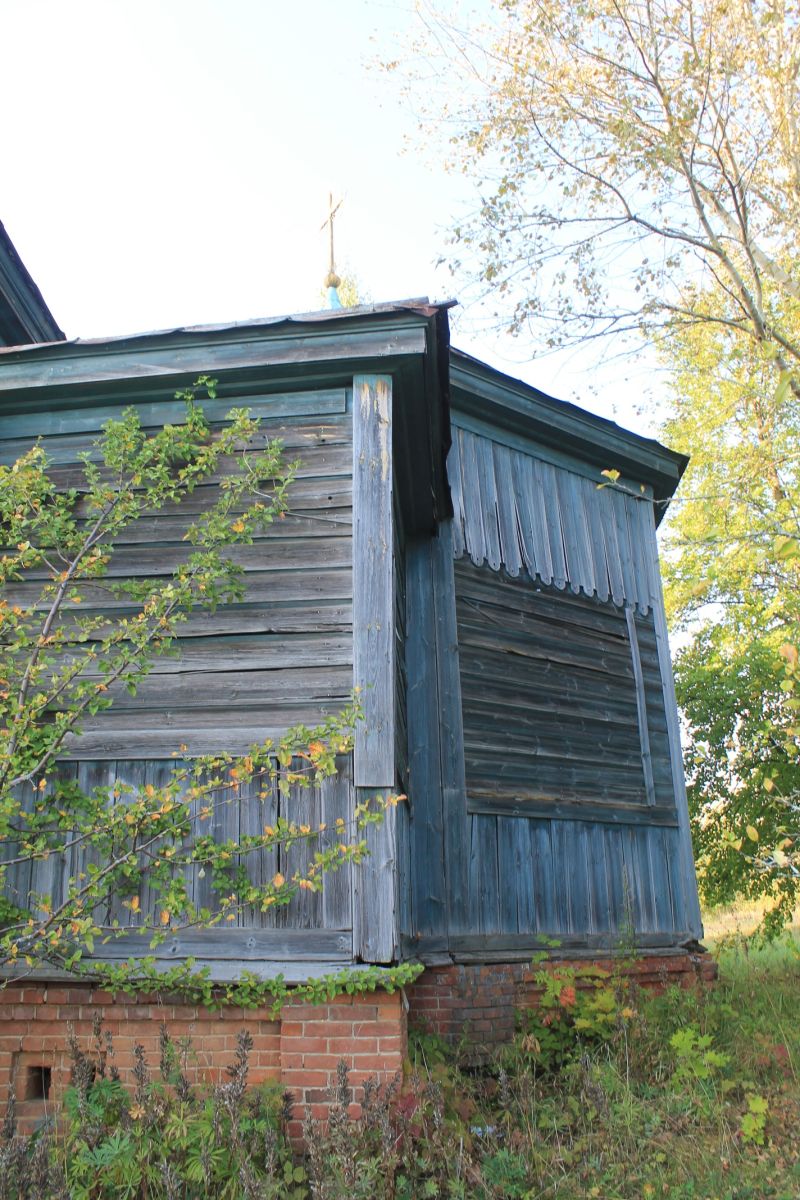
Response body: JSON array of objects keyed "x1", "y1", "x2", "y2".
[
  {"x1": 403, "y1": 931, "x2": 698, "y2": 962},
  {"x1": 47, "y1": 469, "x2": 353, "y2": 512},
  {"x1": 466, "y1": 795, "x2": 679, "y2": 826},
  {"x1": 86, "y1": 928, "x2": 352, "y2": 962},
  {"x1": 6, "y1": 567, "x2": 353, "y2": 609},
  {"x1": 50, "y1": 600, "x2": 353, "y2": 639},
  {"x1": 85, "y1": 507, "x2": 352, "y2": 546},
  {"x1": 64, "y1": 703, "x2": 352, "y2": 758},
  {"x1": 0, "y1": 959, "x2": 392, "y2": 984},
  {"x1": 51, "y1": 633, "x2": 352, "y2": 675},
  {"x1": 0, "y1": 390, "x2": 348, "y2": 442},
  {"x1": 94, "y1": 664, "x2": 352, "y2": 711},
  {"x1": 20, "y1": 537, "x2": 352, "y2": 580}
]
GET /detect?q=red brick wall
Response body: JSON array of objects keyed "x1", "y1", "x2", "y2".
[
  {"x1": 0, "y1": 955, "x2": 716, "y2": 1135},
  {"x1": 406, "y1": 953, "x2": 717, "y2": 1047},
  {"x1": 0, "y1": 985, "x2": 406, "y2": 1138}
]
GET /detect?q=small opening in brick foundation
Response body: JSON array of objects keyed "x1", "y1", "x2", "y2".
[{"x1": 24, "y1": 1065, "x2": 51, "y2": 1102}]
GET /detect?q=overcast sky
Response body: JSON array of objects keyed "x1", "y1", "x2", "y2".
[{"x1": 2, "y1": 0, "x2": 662, "y2": 434}]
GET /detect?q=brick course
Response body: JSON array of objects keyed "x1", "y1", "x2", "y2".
[
  {"x1": 0, "y1": 985, "x2": 406, "y2": 1138},
  {"x1": 406, "y1": 953, "x2": 717, "y2": 1048}
]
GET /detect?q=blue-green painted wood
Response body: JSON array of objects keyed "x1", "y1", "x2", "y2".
[{"x1": 351, "y1": 374, "x2": 397, "y2": 962}]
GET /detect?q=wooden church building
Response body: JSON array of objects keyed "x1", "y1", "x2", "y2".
[{"x1": 0, "y1": 228, "x2": 709, "y2": 1123}]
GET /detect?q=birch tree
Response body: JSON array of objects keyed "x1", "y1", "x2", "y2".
[{"x1": 400, "y1": 0, "x2": 800, "y2": 392}]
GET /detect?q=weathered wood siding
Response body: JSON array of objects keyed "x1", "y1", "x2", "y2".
[
  {"x1": 0, "y1": 389, "x2": 354, "y2": 759},
  {"x1": 455, "y1": 561, "x2": 674, "y2": 820},
  {"x1": 1, "y1": 386, "x2": 357, "y2": 951},
  {"x1": 4, "y1": 757, "x2": 354, "y2": 961},
  {"x1": 403, "y1": 418, "x2": 702, "y2": 956},
  {"x1": 449, "y1": 423, "x2": 659, "y2": 613}
]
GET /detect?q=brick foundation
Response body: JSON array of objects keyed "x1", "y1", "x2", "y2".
[
  {"x1": 0, "y1": 954, "x2": 716, "y2": 1135},
  {"x1": 406, "y1": 952, "x2": 717, "y2": 1048},
  {"x1": 0, "y1": 985, "x2": 406, "y2": 1138}
]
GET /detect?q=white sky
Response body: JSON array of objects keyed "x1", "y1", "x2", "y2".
[{"x1": 1, "y1": 0, "x2": 664, "y2": 435}]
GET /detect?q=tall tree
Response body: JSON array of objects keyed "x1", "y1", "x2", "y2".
[
  {"x1": 398, "y1": 0, "x2": 800, "y2": 392},
  {"x1": 659, "y1": 308, "x2": 800, "y2": 929}
]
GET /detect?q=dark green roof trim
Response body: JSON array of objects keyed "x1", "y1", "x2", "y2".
[
  {"x1": 0, "y1": 300, "x2": 452, "y2": 403},
  {"x1": 450, "y1": 348, "x2": 687, "y2": 514},
  {"x1": 0, "y1": 221, "x2": 64, "y2": 347}
]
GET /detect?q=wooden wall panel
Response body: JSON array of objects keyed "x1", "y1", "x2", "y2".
[
  {"x1": 1, "y1": 399, "x2": 354, "y2": 759},
  {"x1": 449, "y1": 424, "x2": 658, "y2": 613},
  {"x1": 3, "y1": 389, "x2": 358, "y2": 946}
]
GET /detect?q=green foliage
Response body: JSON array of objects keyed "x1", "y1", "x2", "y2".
[
  {"x1": 514, "y1": 962, "x2": 629, "y2": 1070},
  {"x1": 660, "y1": 299, "x2": 800, "y2": 934},
  {"x1": 56, "y1": 1022, "x2": 302, "y2": 1200},
  {"x1": 395, "y1": 1, "x2": 800, "y2": 399}
]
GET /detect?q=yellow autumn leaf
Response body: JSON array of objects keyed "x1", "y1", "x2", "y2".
[
  {"x1": 272, "y1": 872, "x2": 285, "y2": 888},
  {"x1": 129, "y1": 896, "x2": 140, "y2": 911},
  {"x1": 746, "y1": 825, "x2": 759, "y2": 842},
  {"x1": 160, "y1": 910, "x2": 170, "y2": 925}
]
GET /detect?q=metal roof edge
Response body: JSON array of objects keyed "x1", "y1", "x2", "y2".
[
  {"x1": 449, "y1": 347, "x2": 688, "y2": 507},
  {"x1": 0, "y1": 297, "x2": 456, "y2": 361}
]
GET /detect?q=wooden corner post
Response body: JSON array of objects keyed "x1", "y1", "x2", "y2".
[{"x1": 352, "y1": 374, "x2": 397, "y2": 962}]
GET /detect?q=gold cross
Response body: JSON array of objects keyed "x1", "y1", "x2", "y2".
[{"x1": 321, "y1": 192, "x2": 343, "y2": 286}]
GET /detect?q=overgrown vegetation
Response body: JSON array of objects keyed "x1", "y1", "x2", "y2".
[{"x1": 3, "y1": 929, "x2": 798, "y2": 1198}]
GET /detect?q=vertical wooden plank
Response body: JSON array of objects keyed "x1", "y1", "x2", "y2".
[
  {"x1": 630, "y1": 828, "x2": 657, "y2": 934},
  {"x1": 587, "y1": 822, "x2": 612, "y2": 936},
  {"x1": 353, "y1": 374, "x2": 395, "y2": 787},
  {"x1": 77, "y1": 759, "x2": 123, "y2": 928},
  {"x1": 664, "y1": 826, "x2": 688, "y2": 933},
  {"x1": 492, "y1": 443, "x2": 522, "y2": 576},
  {"x1": 570, "y1": 822, "x2": 591, "y2": 937},
  {"x1": 282, "y1": 768, "x2": 322, "y2": 930},
  {"x1": 28, "y1": 764, "x2": 78, "y2": 917},
  {"x1": 598, "y1": 484, "x2": 625, "y2": 607},
  {"x1": 5, "y1": 780, "x2": 35, "y2": 920},
  {"x1": 530, "y1": 820, "x2": 556, "y2": 934},
  {"x1": 634, "y1": 488, "x2": 659, "y2": 613},
  {"x1": 353, "y1": 786, "x2": 397, "y2": 961},
  {"x1": 625, "y1": 493, "x2": 652, "y2": 616},
  {"x1": 648, "y1": 825, "x2": 674, "y2": 935},
  {"x1": 604, "y1": 827, "x2": 627, "y2": 937},
  {"x1": 432, "y1": 521, "x2": 470, "y2": 937},
  {"x1": 476, "y1": 435, "x2": 502, "y2": 571},
  {"x1": 539, "y1": 461, "x2": 568, "y2": 589},
  {"x1": 619, "y1": 829, "x2": 641, "y2": 933},
  {"x1": 460, "y1": 430, "x2": 487, "y2": 567},
  {"x1": 497, "y1": 818, "x2": 520, "y2": 933},
  {"x1": 550, "y1": 821, "x2": 574, "y2": 934},
  {"x1": 446, "y1": 434, "x2": 466, "y2": 559},
  {"x1": 352, "y1": 373, "x2": 396, "y2": 962},
  {"x1": 610, "y1": 487, "x2": 639, "y2": 611},
  {"x1": 321, "y1": 759, "x2": 354, "y2": 932},
  {"x1": 238, "y1": 768, "x2": 280, "y2": 930},
  {"x1": 405, "y1": 539, "x2": 447, "y2": 938},
  {"x1": 580, "y1": 474, "x2": 610, "y2": 604},
  {"x1": 469, "y1": 814, "x2": 500, "y2": 934},
  {"x1": 556, "y1": 468, "x2": 594, "y2": 598},
  {"x1": 498, "y1": 816, "x2": 535, "y2": 933},
  {"x1": 625, "y1": 606, "x2": 657, "y2": 806},
  {"x1": 644, "y1": 523, "x2": 704, "y2": 939}
]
